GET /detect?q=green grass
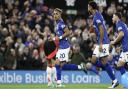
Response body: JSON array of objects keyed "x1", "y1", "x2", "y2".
[{"x1": 0, "y1": 84, "x2": 125, "y2": 89}]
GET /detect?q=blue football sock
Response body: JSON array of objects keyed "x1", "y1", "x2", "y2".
[
  {"x1": 103, "y1": 63, "x2": 116, "y2": 80},
  {"x1": 62, "y1": 64, "x2": 78, "y2": 70},
  {"x1": 55, "y1": 64, "x2": 61, "y2": 80},
  {"x1": 89, "y1": 65, "x2": 99, "y2": 75},
  {"x1": 119, "y1": 66, "x2": 126, "y2": 75}
]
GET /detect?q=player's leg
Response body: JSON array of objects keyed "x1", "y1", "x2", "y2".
[
  {"x1": 100, "y1": 44, "x2": 119, "y2": 88},
  {"x1": 101, "y1": 57, "x2": 116, "y2": 80},
  {"x1": 117, "y1": 52, "x2": 126, "y2": 75},
  {"x1": 55, "y1": 48, "x2": 74, "y2": 86},
  {"x1": 52, "y1": 66, "x2": 57, "y2": 87},
  {"x1": 55, "y1": 49, "x2": 65, "y2": 87},
  {"x1": 62, "y1": 63, "x2": 85, "y2": 70},
  {"x1": 117, "y1": 61, "x2": 126, "y2": 75},
  {"x1": 60, "y1": 47, "x2": 86, "y2": 71},
  {"x1": 55, "y1": 47, "x2": 86, "y2": 86},
  {"x1": 86, "y1": 62, "x2": 99, "y2": 75},
  {"x1": 101, "y1": 56, "x2": 119, "y2": 88},
  {"x1": 62, "y1": 48, "x2": 86, "y2": 70},
  {"x1": 91, "y1": 45, "x2": 102, "y2": 67},
  {"x1": 55, "y1": 59, "x2": 62, "y2": 86},
  {"x1": 46, "y1": 59, "x2": 57, "y2": 87},
  {"x1": 46, "y1": 66, "x2": 52, "y2": 87}
]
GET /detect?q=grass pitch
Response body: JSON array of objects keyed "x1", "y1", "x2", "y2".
[{"x1": 0, "y1": 84, "x2": 124, "y2": 89}]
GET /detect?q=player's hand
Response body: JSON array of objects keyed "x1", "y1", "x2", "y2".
[
  {"x1": 110, "y1": 41, "x2": 115, "y2": 45},
  {"x1": 99, "y1": 44, "x2": 103, "y2": 52},
  {"x1": 110, "y1": 41, "x2": 115, "y2": 48}
]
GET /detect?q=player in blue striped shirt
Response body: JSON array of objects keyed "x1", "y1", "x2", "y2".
[
  {"x1": 88, "y1": 1, "x2": 119, "y2": 88},
  {"x1": 111, "y1": 12, "x2": 128, "y2": 75}
]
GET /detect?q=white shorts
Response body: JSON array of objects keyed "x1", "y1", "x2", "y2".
[
  {"x1": 56, "y1": 47, "x2": 70, "y2": 62},
  {"x1": 119, "y1": 52, "x2": 128, "y2": 62},
  {"x1": 93, "y1": 44, "x2": 109, "y2": 58}
]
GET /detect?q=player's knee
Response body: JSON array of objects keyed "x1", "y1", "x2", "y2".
[
  {"x1": 60, "y1": 61, "x2": 66, "y2": 68},
  {"x1": 117, "y1": 60, "x2": 125, "y2": 67},
  {"x1": 55, "y1": 59, "x2": 60, "y2": 65},
  {"x1": 86, "y1": 62, "x2": 92, "y2": 69}
]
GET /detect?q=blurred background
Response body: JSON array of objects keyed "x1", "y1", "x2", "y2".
[{"x1": 0, "y1": 0, "x2": 128, "y2": 70}]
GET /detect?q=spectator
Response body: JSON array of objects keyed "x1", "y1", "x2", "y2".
[
  {"x1": 70, "y1": 44, "x2": 87, "y2": 65},
  {"x1": 0, "y1": 0, "x2": 128, "y2": 70}
]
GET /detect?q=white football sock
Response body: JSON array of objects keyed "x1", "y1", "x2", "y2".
[
  {"x1": 78, "y1": 65, "x2": 82, "y2": 69},
  {"x1": 52, "y1": 67, "x2": 57, "y2": 85},
  {"x1": 46, "y1": 66, "x2": 52, "y2": 86}
]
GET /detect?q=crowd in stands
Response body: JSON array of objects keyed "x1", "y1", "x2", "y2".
[{"x1": 0, "y1": 0, "x2": 128, "y2": 70}]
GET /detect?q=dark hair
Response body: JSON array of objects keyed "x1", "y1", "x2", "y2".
[
  {"x1": 89, "y1": 1, "x2": 98, "y2": 10},
  {"x1": 54, "y1": 8, "x2": 63, "y2": 14},
  {"x1": 114, "y1": 12, "x2": 122, "y2": 19}
]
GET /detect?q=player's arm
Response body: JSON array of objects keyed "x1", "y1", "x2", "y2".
[
  {"x1": 62, "y1": 27, "x2": 70, "y2": 38},
  {"x1": 107, "y1": 26, "x2": 113, "y2": 34},
  {"x1": 54, "y1": 26, "x2": 70, "y2": 41},
  {"x1": 113, "y1": 31, "x2": 124, "y2": 44},
  {"x1": 98, "y1": 23, "x2": 104, "y2": 44},
  {"x1": 59, "y1": 26, "x2": 70, "y2": 40}
]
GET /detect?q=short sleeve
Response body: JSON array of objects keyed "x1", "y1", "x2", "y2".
[
  {"x1": 95, "y1": 13, "x2": 102, "y2": 25},
  {"x1": 96, "y1": 19, "x2": 102, "y2": 24},
  {"x1": 117, "y1": 23, "x2": 123, "y2": 32},
  {"x1": 61, "y1": 24, "x2": 66, "y2": 29},
  {"x1": 117, "y1": 26, "x2": 123, "y2": 31}
]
